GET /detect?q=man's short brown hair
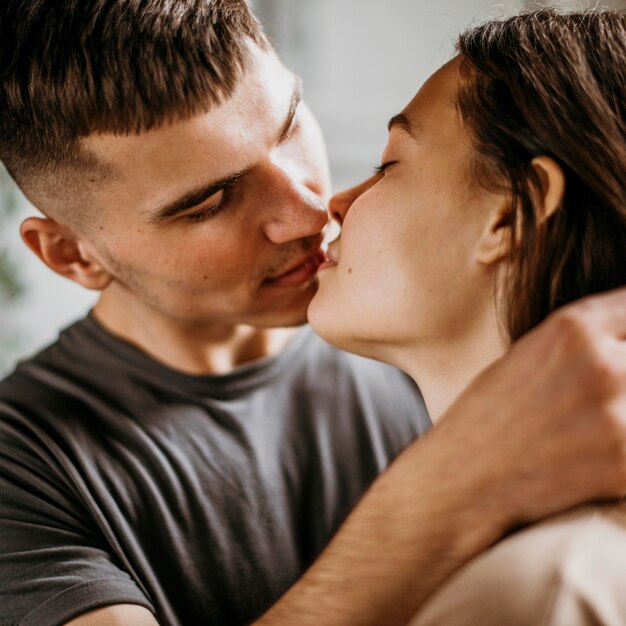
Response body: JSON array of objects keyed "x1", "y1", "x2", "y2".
[{"x1": 0, "y1": 0, "x2": 269, "y2": 214}]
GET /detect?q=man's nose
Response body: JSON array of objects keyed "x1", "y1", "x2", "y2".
[
  {"x1": 262, "y1": 163, "x2": 329, "y2": 245},
  {"x1": 329, "y1": 173, "x2": 381, "y2": 225}
]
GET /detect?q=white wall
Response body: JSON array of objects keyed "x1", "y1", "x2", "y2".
[
  {"x1": 257, "y1": 0, "x2": 624, "y2": 190},
  {"x1": 254, "y1": 0, "x2": 526, "y2": 190}
]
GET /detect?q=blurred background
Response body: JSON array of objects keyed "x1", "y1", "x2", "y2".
[{"x1": 0, "y1": 0, "x2": 624, "y2": 375}]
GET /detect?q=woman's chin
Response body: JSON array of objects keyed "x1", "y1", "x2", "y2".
[
  {"x1": 307, "y1": 272, "x2": 408, "y2": 364},
  {"x1": 309, "y1": 292, "x2": 358, "y2": 352},
  {"x1": 307, "y1": 295, "x2": 385, "y2": 361}
]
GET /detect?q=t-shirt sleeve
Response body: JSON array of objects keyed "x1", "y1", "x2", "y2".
[{"x1": 0, "y1": 412, "x2": 155, "y2": 626}]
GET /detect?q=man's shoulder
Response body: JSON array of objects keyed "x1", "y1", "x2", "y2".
[
  {"x1": 301, "y1": 327, "x2": 413, "y2": 383},
  {"x1": 299, "y1": 329, "x2": 431, "y2": 432},
  {"x1": 0, "y1": 316, "x2": 102, "y2": 433},
  {"x1": 1, "y1": 321, "x2": 82, "y2": 395}
]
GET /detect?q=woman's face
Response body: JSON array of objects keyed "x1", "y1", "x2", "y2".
[{"x1": 309, "y1": 59, "x2": 506, "y2": 363}]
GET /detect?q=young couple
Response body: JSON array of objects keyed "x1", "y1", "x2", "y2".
[{"x1": 0, "y1": 1, "x2": 625, "y2": 625}]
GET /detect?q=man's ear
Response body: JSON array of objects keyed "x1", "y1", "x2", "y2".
[
  {"x1": 476, "y1": 156, "x2": 565, "y2": 267},
  {"x1": 20, "y1": 217, "x2": 113, "y2": 291}
]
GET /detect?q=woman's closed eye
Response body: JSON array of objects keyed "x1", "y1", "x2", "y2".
[{"x1": 372, "y1": 160, "x2": 398, "y2": 177}]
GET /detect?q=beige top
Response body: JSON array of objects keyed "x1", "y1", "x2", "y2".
[{"x1": 411, "y1": 503, "x2": 626, "y2": 626}]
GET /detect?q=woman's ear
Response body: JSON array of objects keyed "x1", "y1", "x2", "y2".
[
  {"x1": 531, "y1": 156, "x2": 565, "y2": 223},
  {"x1": 475, "y1": 199, "x2": 516, "y2": 267},
  {"x1": 20, "y1": 217, "x2": 113, "y2": 291},
  {"x1": 476, "y1": 157, "x2": 565, "y2": 267}
]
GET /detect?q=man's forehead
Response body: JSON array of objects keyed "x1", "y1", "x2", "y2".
[
  {"x1": 80, "y1": 52, "x2": 300, "y2": 215},
  {"x1": 83, "y1": 51, "x2": 295, "y2": 173}
]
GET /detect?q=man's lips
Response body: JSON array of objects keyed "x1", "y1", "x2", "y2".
[{"x1": 264, "y1": 249, "x2": 328, "y2": 288}]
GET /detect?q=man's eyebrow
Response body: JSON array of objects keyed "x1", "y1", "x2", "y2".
[
  {"x1": 278, "y1": 77, "x2": 303, "y2": 142},
  {"x1": 387, "y1": 113, "x2": 418, "y2": 140},
  {"x1": 147, "y1": 168, "x2": 250, "y2": 224},
  {"x1": 147, "y1": 78, "x2": 302, "y2": 225}
]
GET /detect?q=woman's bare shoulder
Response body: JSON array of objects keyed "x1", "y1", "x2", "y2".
[{"x1": 411, "y1": 502, "x2": 626, "y2": 626}]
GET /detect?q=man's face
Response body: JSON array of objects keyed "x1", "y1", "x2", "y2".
[{"x1": 81, "y1": 47, "x2": 331, "y2": 328}]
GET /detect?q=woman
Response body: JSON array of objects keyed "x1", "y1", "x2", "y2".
[{"x1": 309, "y1": 9, "x2": 626, "y2": 626}]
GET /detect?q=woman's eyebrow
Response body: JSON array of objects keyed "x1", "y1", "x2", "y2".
[{"x1": 387, "y1": 113, "x2": 419, "y2": 141}]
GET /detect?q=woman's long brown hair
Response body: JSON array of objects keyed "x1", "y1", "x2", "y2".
[{"x1": 456, "y1": 9, "x2": 626, "y2": 340}]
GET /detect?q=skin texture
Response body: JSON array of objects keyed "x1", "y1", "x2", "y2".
[
  {"x1": 15, "y1": 45, "x2": 626, "y2": 626},
  {"x1": 64, "y1": 605, "x2": 158, "y2": 626},
  {"x1": 311, "y1": 61, "x2": 499, "y2": 352}
]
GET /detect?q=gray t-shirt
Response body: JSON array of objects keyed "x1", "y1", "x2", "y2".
[{"x1": 0, "y1": 315, "x2": 430, "y2": 626}]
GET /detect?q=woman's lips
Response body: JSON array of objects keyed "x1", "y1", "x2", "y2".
[
  {"x1": 317, "y1": 259, "x2": 337, "y2": 271},
  {"x1": 265, "y1": 250, "x2": 327, "y2": 288},
  {"x1": 318, "y1": 244, "x2": 339, "y2": 272}
]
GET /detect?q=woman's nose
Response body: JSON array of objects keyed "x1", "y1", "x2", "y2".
[{"x1": 329, "y1": 173, "x2": 382, "y2": 225}]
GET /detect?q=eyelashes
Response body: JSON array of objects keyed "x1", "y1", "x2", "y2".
[
  {"x1": 185, "y1": 173, "x2": 246, "y2": 223},
  {"x1": 281, "y1": 119, "x2": 302, "y2": 144},
  {"x1": 184, "y1": 196, "x2": 230, "y2": 223},
  {"x1": 372, "y1": 160, "x2": 398, "y2": 176},
  {"x1": 185, "y1": 119, "x2": 304, "y2": 225}
]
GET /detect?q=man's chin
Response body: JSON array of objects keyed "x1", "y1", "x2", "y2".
[
  {"x1": 255, "y1": 307, "x2": 310, "y2": 330},
  {"x1": 254, "y1": 284, "x2": 316, "y2": 329}
]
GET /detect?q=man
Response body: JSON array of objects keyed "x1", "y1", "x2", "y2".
[{"x1": 1, "y1": 2, "x2": 626, "y2": 625}]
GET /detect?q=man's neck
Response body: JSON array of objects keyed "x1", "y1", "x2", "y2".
[{"x1": 92, "y1": 291, "x2": 300, "y2": 376}]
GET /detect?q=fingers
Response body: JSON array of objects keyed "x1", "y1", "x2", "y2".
[
  {"x1": 557, "y1": 286, "x2": 626, "y2": 338},
  {"x1": 329, "y1": 173, "x2": 382, "y2": 225}
]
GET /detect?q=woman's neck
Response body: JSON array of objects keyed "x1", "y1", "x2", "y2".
[{"x1": 395, "y1": 307, "x2": 508, "y2": 423}]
